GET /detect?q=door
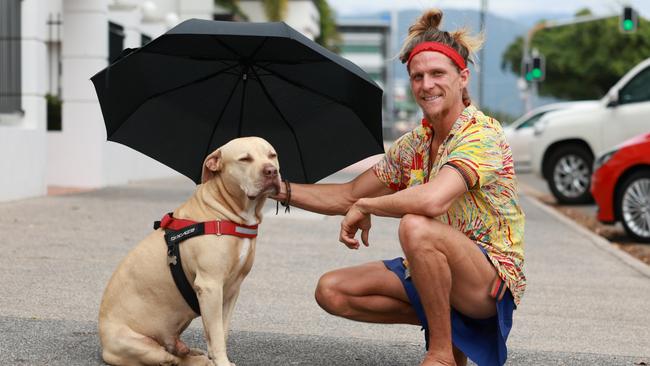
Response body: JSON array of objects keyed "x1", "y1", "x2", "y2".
[{"x1": 603, "y1": 66, "x2": 650, "y2": 151}]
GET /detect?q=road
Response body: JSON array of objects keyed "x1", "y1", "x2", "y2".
[{"x1": 1, "y1": 172, "x2": 649, "y2": 365}]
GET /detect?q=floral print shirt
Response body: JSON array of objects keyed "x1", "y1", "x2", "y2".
[{"x1": 373, "y1": 105, "x2": 526, "y2": 305}]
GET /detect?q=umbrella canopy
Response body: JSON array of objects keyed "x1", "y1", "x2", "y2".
[{"x1": 91, "y1": 19, "x2": 384, "y2": 184}]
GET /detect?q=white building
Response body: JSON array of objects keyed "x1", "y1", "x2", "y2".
[
  {"x1": 336, "y1": 19, "x2": 393, "y2": 134},
  {"x1": 0, "y1": 0, "x2": 320, "y2": 202}
]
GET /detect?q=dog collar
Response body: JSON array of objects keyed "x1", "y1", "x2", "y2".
[{"x1": 154, "y1": 212, "x2": 258, "y2": 239}]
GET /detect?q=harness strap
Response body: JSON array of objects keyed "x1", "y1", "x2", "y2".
[
  {"x1": 154, "y1": 213, "x2": 258, "y2": 315},
  {"x1": 155, "y1": 212, "x2": 258, "y2": 238},
  {"x1": 164, "y1": 225, "x2": 203, "y2": 314}
]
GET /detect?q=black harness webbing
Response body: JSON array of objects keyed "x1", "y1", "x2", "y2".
[{"x1": 154, "y1": 220, "x2": 205, "y2": 315}]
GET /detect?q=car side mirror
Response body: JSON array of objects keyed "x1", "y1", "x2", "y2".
[{"x1": 606, "y1": 91, "x2": 619, "y2": 107}]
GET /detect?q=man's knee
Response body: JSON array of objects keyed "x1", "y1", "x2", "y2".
[
  {"x1": 398, "y1": 214, "x2": 447, "y2": 254},
  {"x1": 314, "y1": 271, "x2": 349, "y2": 316}
]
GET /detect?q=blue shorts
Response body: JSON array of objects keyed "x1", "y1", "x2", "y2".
[{"x1": 383, "y1": 250, "x2": 515, "y2": 366}]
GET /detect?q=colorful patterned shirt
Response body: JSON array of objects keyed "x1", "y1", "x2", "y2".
[{"x1": 373, "y1": 105, "x2": 526, "y2": 305}]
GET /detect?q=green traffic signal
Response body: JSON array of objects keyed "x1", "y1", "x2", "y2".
[
  {"x1": 623, "y1": 19, "x2": 634, "y2": 31},
  {"x1": 621, "y1": 7, "x2": 637, "y2": 33},
  {"x1": 532, "y1": 68, "x2": 542, "y2": 79}
]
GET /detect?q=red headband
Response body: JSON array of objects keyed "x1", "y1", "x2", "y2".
[{"x1": 407, "y1": 42, "x2": 467, "y2": 70}]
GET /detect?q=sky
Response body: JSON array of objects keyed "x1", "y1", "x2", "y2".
[{"x1": 327, "y1": 0, "x2": 650, "y2": 21}]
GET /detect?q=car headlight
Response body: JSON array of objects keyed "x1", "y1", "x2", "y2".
[{"x1": 594, "y1": 148, "x2": 619, "y2": 171}]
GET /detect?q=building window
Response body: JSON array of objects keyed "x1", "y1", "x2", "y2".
[
  {"x1": 0, "y1": 0, "x2": 22, "y2": 114},
  {"x1": 109, "y1": 22, "x2": 125, "y2": 62},
  {"x1": 340, "y1": 44, "x2": 382, "y2": 54}
]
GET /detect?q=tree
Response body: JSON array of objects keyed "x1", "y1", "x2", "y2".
[
  {"x1": 262, "y1": 0, "x2": 288, "y2": 21},
  {"x1": 502, "y1": 8, "x2": 650, "y2": 100},
  {"x1": 214, "y1": 0, "x2": 249, "y2": 21},
  {"x1": 314, "y1": 0, "x2": 341, "y2": 52},
  {"x1": 215, "y1": 0, "x2": 340, "y2": 53}
]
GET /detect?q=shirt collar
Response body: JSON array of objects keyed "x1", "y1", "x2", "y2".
[{"x1": 421, "y1": 104, "x2": 478, "y2": 142}]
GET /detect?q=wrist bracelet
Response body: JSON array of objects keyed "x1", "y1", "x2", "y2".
[{"x1": 275, "y1": 179, "x2": 291, "y2": 214}]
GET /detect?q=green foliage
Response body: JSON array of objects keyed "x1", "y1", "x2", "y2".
[
  {"x1": 46, "y1": 94, "x2": 62, "y2": 131},
  {"x1": 263, "y1": 0, "x2": 288, "y2": 21},
  {"x1": 214, "y1": 0, "x2": 249, "y2": 21},
  {"x1": 314, "y1": 0, "x2": 341, "y2": 52},
  {"x1": 502, "y1": 9, "x2": 650, "y2": 100}
]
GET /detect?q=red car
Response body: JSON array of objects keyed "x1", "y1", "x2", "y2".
[{"x1": 591, "y1": 132, "x2": 650, "y2": 242}]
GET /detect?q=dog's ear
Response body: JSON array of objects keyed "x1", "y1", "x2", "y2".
[{"x1": 201, "y1": 149, "x2": 223, "y2": 183}]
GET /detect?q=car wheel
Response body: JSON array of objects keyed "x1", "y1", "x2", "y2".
[
  {"x1": 546, "y1": 145, "x2": 594, "y2": 204},
  {"x1": 617, "y1": 171, "x2": 650, "y2": 243}
]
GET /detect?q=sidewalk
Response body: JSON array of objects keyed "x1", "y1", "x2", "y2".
[{"x1": 0, "y1": 174, "x2": 648, "y2": 365}]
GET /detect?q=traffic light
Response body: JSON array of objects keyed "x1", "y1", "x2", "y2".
[
  {"x1": 531, "y1": 55, "x2": 545, "y2": 81},
  {"x1": 620, "y1": 6, "x2": 637, "y2": 33}
]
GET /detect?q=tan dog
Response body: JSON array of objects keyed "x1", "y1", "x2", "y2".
[{"x1": 99, "y1": 137, "x2": 281, "y2": 366}]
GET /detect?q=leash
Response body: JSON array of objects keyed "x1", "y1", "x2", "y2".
[{"x1": 153, "y1": 213, "x2": 258, "y2": 315}]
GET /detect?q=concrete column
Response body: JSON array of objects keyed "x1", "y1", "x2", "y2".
[
  {"x1": 0, "y1": 0, "x2": 49, "y2": 201},
  {"x1": 47, "y1": 0, "x2": 109, "y2": 187}
]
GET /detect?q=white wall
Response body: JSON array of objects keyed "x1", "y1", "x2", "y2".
[
  {"x1": 285, "y1": 0, "x2": 319, "y2": 40},
  {"x1": 1, "y1": 0, "x2": 322, "y2": 201},
  {"x1": 0, "y1": 0, "x2": 48, "y2": 201},
  {"x1": 47, "y1": 0, "x2": 109, "y2": 188},
  {"x1": 48, "y1": 0, "x2": 185, "y2": 189}
]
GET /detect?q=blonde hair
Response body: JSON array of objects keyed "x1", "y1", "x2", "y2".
[{"x1": 399, "y1": 9, "x2": 484, "y2": 66}]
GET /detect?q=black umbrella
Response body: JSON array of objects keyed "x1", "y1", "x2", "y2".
[{"x1": 91, "y1": 19, "x2": 384, "y2": 184}]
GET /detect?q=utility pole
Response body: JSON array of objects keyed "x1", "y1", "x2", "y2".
[{"x1": 478, "y1": 0, "x2": 487, "y2": 108}]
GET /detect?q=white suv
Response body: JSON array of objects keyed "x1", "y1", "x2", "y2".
[{"x1": 531, "y1": 57, "x2": 650, "y2": 204}]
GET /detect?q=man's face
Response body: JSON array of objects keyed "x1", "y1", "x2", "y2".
[{"x1": 408, "y1": 51, "x2": 469, "y2": 122}]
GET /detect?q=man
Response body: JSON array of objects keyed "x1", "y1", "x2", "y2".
[{"x1": 273, "y1": 9, "x2": 525, "y2": 366}]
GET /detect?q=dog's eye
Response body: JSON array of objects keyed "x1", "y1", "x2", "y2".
[
  {"x1": 239, "y1": 156, "x2": 253, "y2": 162},
  {"x1": 269, "y1": 153, "x2": 277, "y2": 159}
]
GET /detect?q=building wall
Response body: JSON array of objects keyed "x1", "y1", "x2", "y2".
[
  {"x1": 337, "y1": 21, "x2": 391, "y2": 127},
  {"x1": 1, "y1": 0, "x2": 321, "y2": 202},
  {"x1": 0, "y1": 0, "x2": 48, "y2": 201}
]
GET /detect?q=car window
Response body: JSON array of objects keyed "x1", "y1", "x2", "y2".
[
  {"x1": 619, "y1": 67, "x2": 650, "y2": 105},
  {"x1": 516, "y1": 112, "x2": 547, "y2": 130}
]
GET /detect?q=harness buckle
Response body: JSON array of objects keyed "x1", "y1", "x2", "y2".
[{"x1": 216, "y1": 220, "x2": 222, "y2": 236}]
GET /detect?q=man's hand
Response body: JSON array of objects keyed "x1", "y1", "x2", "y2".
[{"x1": 339, "y1": 203, "x2": 371, "y2": 249}]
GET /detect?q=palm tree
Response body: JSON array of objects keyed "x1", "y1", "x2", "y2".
[
  {"x1": 214, "y1": 0, "x2": 248, "y2": 20},
  {"x1": 262, "y1": 0, "x2": 289, "y2": 21}
]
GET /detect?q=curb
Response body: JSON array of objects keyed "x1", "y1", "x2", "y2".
[{"x1": 521, "y1": 185, "x2": 650, "y2": 278}]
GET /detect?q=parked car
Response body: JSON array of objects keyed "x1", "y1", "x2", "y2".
[
  {"x1": 530, "y1": 57, "x2": 650, "y2": 204},
  {"x1": 504, "y1": 101, "x2": 598, "y2": 172},
  {"x1": 591, "y1": 132, "x2": 650, "y2": 242}
]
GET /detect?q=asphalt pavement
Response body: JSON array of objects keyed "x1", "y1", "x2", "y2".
[{"x1": 1, "y1": 172, "x2": 649, "y2": 365}]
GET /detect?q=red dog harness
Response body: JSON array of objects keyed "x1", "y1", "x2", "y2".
[{"x1": 153, "y1": 213, "x2": 258, "y2": 315}]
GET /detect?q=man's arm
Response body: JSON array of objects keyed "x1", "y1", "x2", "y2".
[
  {"x1": 355, "y1": 166, "x2": 467, "y2": 218},
  {"x1": 273, "y1": 168, "x2": 394, "y2": 216},
  {"x1": 338, "y1": 166, "x2": 468, "y2": 248}
]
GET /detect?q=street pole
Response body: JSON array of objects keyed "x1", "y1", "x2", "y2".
[
  {"x1": 478, "y1": 0, "x2": 487, "y2": 108},
  {"x1": 520, "y1": 13, "x2": 614, "y2": 112}
]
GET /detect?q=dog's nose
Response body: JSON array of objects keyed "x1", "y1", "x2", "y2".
[{"x1": 263, "y1": 164, "x2": 278, "y2": 178}]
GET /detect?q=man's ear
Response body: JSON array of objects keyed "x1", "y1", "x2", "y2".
[{"x1": 201, "y1": 149, "x2": 223, "y2": 183}]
